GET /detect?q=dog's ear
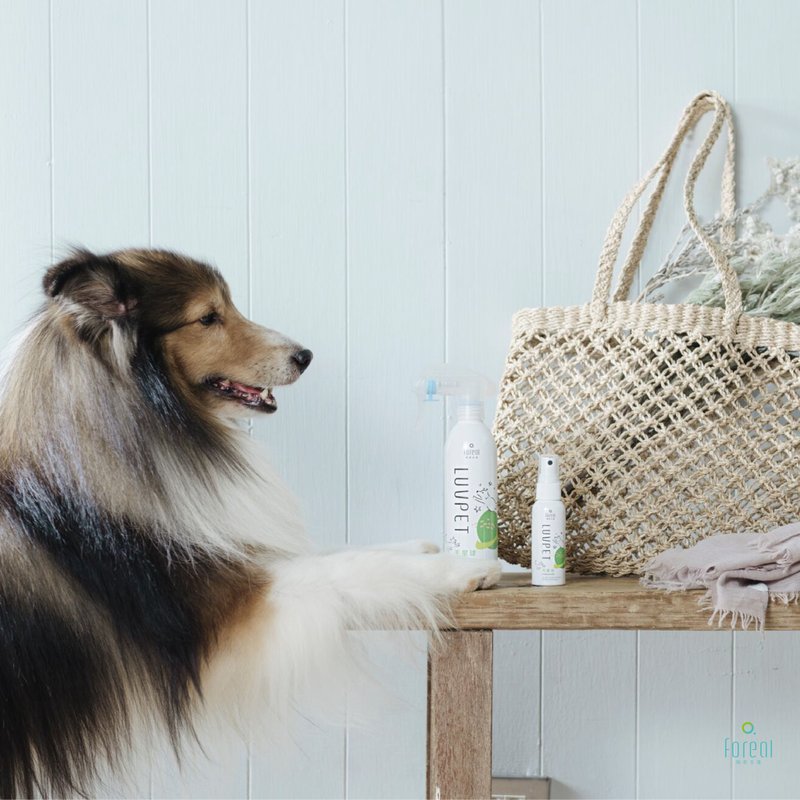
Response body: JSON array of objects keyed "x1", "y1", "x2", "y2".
[{"x1": 43, "y1": 250, "x2": 138, "y2": 320}]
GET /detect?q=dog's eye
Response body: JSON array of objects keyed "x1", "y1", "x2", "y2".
[{"x1": 198, "y1": 312, "x2": 220, "y2": 327}]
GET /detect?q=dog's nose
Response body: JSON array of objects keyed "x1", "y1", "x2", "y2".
[{"x1": 292, "y1": 349, "x2": 313, "y2": 373}]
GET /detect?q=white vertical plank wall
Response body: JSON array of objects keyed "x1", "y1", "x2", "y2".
[
  {"x1": 345, "y1": 2, "x2": 443, "y2": 796},
  {"x1": 1, "y1": 2, "x2": 800, "y2": 798},
  {"x1": 540, "y1": 2, "x2": 638, "y2": 797},
  {"x1": 733, "y1": 4, "x2": 800, "y2": 799},
  {"x1": 636, "y1": 3, "x2": 735, "y2": 799},
  {"x1": 50, "y1": 4, "x2": 152, "y2": 794},
  {"x1": 148, "y1": 1, "x2": 250, "y2": 796},
  {"x1": 443, "y1": 0, "x2": 542, "y2": 780},
  {"x1": 51, "y1": 0, "x2": 149, "y2": 252},
  {"x1": 248, "y1": 1, "x2": 347, "y2": 797},
  {"x1": 0, "y1": 0, "x2": 51, "y2": 346}
]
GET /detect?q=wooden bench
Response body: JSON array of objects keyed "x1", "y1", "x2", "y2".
[{"x1": 426, "y1": 572, "x2": 800, "y2": 799}]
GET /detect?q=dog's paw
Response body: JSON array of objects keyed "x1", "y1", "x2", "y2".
[
  {"x1": 380, "y1": 539, "x2": 441, "y2": 554},
  {"x1": 406, "y1": 539, "x2": 440, "y2": 554},
  {"x1": 440, "y1": 556, "x2": 502, "y2": 594}
]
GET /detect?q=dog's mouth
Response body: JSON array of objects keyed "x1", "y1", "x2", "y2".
[{"x1": 205, "y1": 377, "x2": 277, "y2": 413}]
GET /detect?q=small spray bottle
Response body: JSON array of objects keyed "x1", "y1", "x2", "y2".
[
  {"x1": 531, "y1": 454, "x2": 566, "y2": 585},
  {"x1": 416, "y1": 368, "x2": 498, "y2": 560}
]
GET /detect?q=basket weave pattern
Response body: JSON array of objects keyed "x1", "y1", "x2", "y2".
[
  {"x1": 494, "y1": 303, "x2": 800, "y2": 575},
  {"x1": 494, "y1": 91, "x2": 800, "y2": 576}
]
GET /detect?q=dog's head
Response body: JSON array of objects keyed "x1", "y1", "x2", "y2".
[{"x1": 42, "y1": 248, "x2": 311, "y2": 418}]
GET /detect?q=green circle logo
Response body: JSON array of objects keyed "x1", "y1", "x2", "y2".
[
  {"x1": 741, "y1": 721, "x2": 755, "y2": 735},
  {"x1": 475, "y1": 510, "x2": 498, "y2": 550}
]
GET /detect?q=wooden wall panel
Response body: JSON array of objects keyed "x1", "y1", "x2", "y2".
[
  {"x1": 148, "y1": 2, "x2": 250, "y2": 795},
  {"x1": 0, "y1": 0, "x2": 52, "y2": 345},
  {"x1": 249, "y1": 1, "x2": 347, "y2": 794},
  {"x1": 540, "y1": 3, "x2": 638, "y2": 797},
  {"x1": 443, "y1": 0, "x2": 543, "y2": 782},
  {"x1": 2, "y1": 1, "x2": 799, "y2": 797},
  {"x1": 345, "y1": 1, "x2": 445, "y2": 797},
  {"x1": 636, "y1": 4, "x2": 736, "y2": 797},
  {"x1": 733, "y1": 3, "x2": 800, "y2": 798}
]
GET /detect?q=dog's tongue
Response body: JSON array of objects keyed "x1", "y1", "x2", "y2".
[{"x1": 228, "y1": 380, "x2": 259, "y2": 398}]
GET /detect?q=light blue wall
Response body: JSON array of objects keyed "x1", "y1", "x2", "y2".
[{"x1": 1, "y1": 1, "x2": 799, "y2": 798}]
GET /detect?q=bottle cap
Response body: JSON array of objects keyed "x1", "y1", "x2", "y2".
[{"x1": 536, "y1": 454, "x2": 561, "y2": 502}]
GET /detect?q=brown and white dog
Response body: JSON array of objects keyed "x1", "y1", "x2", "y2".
[{"x1": 0, "y1": 248, "x2": 499, "y2": 798}]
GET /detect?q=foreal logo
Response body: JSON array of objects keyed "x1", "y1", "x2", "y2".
[
  {"x1": 723, "y1": 721, "x2": 774, "y2": 765},
  {"x1": 464, "y1": 442, "x2": 480, "y2": 459}
]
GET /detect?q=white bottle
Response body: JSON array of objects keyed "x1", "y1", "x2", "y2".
[
  {"x1": 443, "y1": 399, "x2": 498, "y2": 560},
  {"x1": 531, "y1": 454, "x2": 566, "y2": 585}
]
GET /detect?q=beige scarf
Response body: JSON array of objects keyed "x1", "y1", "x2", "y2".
[{"x1": 640, "y1": 522, "x2": 800, "y2": 630}]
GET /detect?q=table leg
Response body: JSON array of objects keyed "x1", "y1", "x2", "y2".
[{"x1": 426, "y1": 630, "x2": 493, "y2": 800}]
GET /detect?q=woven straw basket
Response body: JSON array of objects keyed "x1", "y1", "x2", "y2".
[{"x1": 494, "y1": 91, "x2": 800, "y2": 576}]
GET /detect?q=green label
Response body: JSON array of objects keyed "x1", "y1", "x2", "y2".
[
  {"x1": 554, "y1": 546, "x2": 566, "y2": 568},
  {"x1": 475, "y1": 510, "x2": 498, "y2": 550}
]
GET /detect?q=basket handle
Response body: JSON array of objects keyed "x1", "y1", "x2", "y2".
[{"x1": 590, "y1": 91, "x2": 741, "y2": 334}]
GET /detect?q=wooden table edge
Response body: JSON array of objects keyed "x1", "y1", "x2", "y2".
[{"x1": 447, "y1": 572, "x2": 800, "y2": 631}]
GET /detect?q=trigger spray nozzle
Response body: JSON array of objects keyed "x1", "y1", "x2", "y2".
[
  {"x1": 414, "y1": 366, "x2": 495, "y2": 424},
  {"x1": 424, "y1": 378, "x2": 439, "y2": 402}
]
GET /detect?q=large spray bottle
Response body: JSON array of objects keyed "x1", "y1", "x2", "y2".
[{"x1": 416, "y1": 368, "x2": 498, "y2": 560}]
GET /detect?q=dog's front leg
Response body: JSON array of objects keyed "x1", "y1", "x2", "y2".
[
  {"x1": 203, "y1": 549, "x2": 500, "y2": 727},
  {"x1": 269, "y1": 548, "x2": 499, "y2": 630},
  {"x1": 251, "y1": 549, "x2": 499, "y2": 714}
]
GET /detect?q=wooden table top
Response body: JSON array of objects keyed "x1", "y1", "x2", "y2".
[{"x1": 450, "y1": 571, "x2": 800, "y2": 631}]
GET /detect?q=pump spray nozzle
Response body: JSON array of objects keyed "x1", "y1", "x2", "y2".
[{"x1": 536, "y1": 454, "x2": 561, "y2": 502}]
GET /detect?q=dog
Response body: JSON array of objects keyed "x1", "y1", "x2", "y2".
[{"x1": 0, "y1": 248, "x2": 500, "y2": 797}]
